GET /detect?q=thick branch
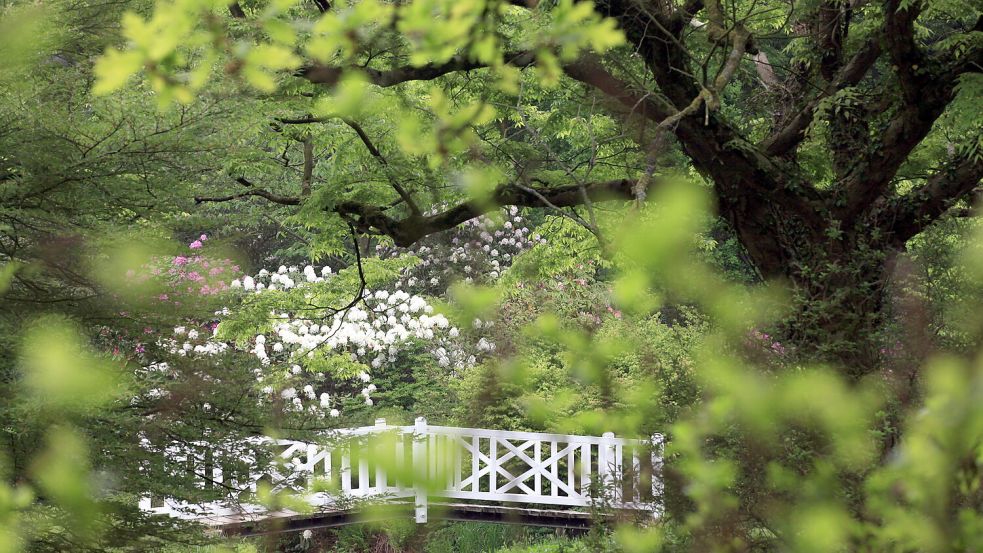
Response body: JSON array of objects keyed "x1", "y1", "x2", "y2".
[
  {"x1": 891, "y1": 156, "x2": 983, "y2": 243},
  {"x1": 815, "y1": 0, "x2": 851, "y2": 81},
  {"x1": 562, "y1": 56, "x2": 675, "y2": 123},
  {"x1": 752, "y1": 51, "x2": 779, "y2": 88},
  {"x1": 228, "y1": 2, "x2": 246, "y2": 18},
  {"x1": 760, "y1": 37, "x2": 882, "y2": 156},
  {"x1": 884, "y1": 0, "x2": 925, "y2": 105},
  {"x1": 194, "y1": 177, "x2": 654, "y2": 246},
  {"x1": 341, "y1": 178, "x2": 654, "y2": 246},
  {"x1": 837, "y1": 7, "x2": 982, "y2": 218},
  {"x1": 841, "y1": 59, "x2": 979, "y2": 218},
  {"x1": 299, "y1": 51, "x2": 536, "y2": 88}
]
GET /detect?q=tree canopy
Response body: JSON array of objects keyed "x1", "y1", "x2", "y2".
[{"x1": 1, "y1": 0, "x2": 982, "y2": 551}]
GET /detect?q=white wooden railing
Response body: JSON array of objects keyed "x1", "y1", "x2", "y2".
[{"x1": 140, "y1": 418, "x2": 663, "y2": 524}]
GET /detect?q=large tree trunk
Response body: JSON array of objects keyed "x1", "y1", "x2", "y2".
[
  {"x1": 724, "y1": 194, "x2": 894, "y2": 377},
  {"x1": 782, "y1": 248, "x2": 891, "y2": 378}
]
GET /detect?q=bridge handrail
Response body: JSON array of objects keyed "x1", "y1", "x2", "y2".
[{"x1": 141, "y1": 418, "x2": 664, "y2": 525}]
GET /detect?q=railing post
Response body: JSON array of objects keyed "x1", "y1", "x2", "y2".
[
  {"x1": 413, "y1": 417, "x2": 428, "y2": 523},
  {"x1": 375, "y1": 419, "x2": 387, "y2": 491},
  {"x1": 650, "y1": 433, "x2": 664, "y2": 518},
  {"x1": 600, "y1": 431, "x2": 616, "y2": 504}
]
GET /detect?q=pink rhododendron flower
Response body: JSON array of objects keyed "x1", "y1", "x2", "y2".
[
  {"x1": 189, "y1": 240, "x2": 203, "y2": 249},
  {"x1": 199, "y1": 234, "x2": 208, "y2": 241},
  {"x1": 173, "y1": 256, "x2": 188, "y2": 266}
]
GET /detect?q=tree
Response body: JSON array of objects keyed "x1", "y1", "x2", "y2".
[
  {"x1": 96, "y1": 0, "x2": 983, "y2": 375},
  {"x1": 0, "y1": 2, "x2": 285, "y2": 548}
]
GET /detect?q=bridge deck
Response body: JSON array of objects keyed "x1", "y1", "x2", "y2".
[{"x1": 217, "y1": 501, "x2": 606, "y2": 536}]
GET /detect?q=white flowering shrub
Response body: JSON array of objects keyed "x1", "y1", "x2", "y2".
[
  {"x1": 151, "y1": 260, "x2": 493, "y2": 420},
  {"x1": 377, "y1": 206, "x2": 544, "y2": 296},
  {"x1": 138, "y1": 210, "x2": 543, "y2": 424}
]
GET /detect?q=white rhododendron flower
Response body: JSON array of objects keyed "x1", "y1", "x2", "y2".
[{"x1": 140, "y1": 208, "x2": 531, "y2": 421}]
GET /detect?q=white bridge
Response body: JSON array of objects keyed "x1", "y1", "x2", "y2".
[{"x1": 141, "y1": 418, "x2": 663, "y2": 534}]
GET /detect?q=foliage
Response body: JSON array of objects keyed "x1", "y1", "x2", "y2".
[{"x1": 2, "y1": 0, "x2": 983, "y2": 551}]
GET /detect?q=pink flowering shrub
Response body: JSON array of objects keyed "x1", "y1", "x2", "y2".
[
  {"x1": 115, "y1": 234, "x2": 242, "y2": 356},
  {"x1": 156, "y1": 235, "x2": 241, "y2": 299},
  {"x1": 126, "y1": 235, "x2": 242, "y2": 304},
  {"x1": 742, "y1": 328, "x2": 792, "y2": 369}
]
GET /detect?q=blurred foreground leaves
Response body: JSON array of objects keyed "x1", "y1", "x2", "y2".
[{"x1": 486, "y1": 180, "x2": 983, "y2": 552}]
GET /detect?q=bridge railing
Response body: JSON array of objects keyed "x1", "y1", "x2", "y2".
[{"x1": 140, "y1": 418, "x2": 664, "y2": 523}]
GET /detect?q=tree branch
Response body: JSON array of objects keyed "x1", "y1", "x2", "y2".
[
  {"x1": 228, "y1": 2, "x2": 246, "y2": 18},
  {"x1": 194, "y1": 176, "x2": 657, "y2": 246},
  {"x1": 815, "y1": 0, "x2": 851, "y2": 82},
  {"x1": 298, "y1": 51, "x2": 536, "y2": 88},
  {"x1": 562, "y1": 56, "x2": 676, "y2": 123},
  {"x1": 884, "y1": 0, "x2": 925, "y2": 105},
  {"x1": 301, "y1": 136, "x2": 314, "y2": 197},
  {"x1": 760, "y1": 37, "x2": 882, "y2": 157},
  {"x1": 338, "y1": 177, "x2": 652, "y2": 246},
  {"x1": 341, "y1": 118, "x2": 421, "y2": 215},
  {"x1": 890, "y1": 155, "x2": 983, "y2": 243},
  {"x1": 194, "y1": 189, "x2": 301, "y2": 205},
  {"x1": 275, "y1": 116, "x2": 326, "y2": 125}
]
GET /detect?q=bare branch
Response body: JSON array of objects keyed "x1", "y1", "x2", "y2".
[
  {"x1": 301, "y1": 136, "x2": 314, "y2": 197},
  {"x1": 341, "y1": 118, "x2": 421, "y2": 215},
  {"x1": 194, "y1": 189, "x2": 301, "y2": 205},
  {"x1": 275, "y1": 116, "x2": 326, "y2": 125},
  {"x1": 752, "y1": 51, "x2": 779, "y2": 88}
]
